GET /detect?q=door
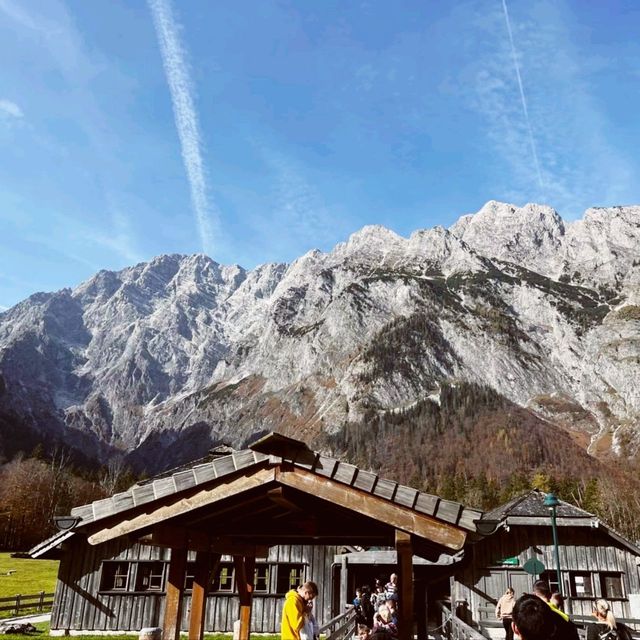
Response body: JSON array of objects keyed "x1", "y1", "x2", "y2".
[{"x1": 508, "y1": 571, "x2": 531, "y2": 598}]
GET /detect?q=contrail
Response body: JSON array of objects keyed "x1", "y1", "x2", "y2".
[
  {"x1": 148, "y1": 0, "x2": 216, "y2": 254},
  {"x1": 501, "y1": 0, "x2": 545, "y2": 194}
]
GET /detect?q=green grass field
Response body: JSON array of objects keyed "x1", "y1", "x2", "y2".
[
  {"x1": 0, "y1": 623, "x2": 278, "y2": 640},
  {"x1": 0, "y1": 553, "x2": 59, "y2": 598},
  {"x1": 0, "y1": 553, "x2": 59, "y2": 618}
]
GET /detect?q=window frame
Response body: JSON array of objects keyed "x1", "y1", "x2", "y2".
[
  {"x1": 99, "y1": 561, "x2": 131, "y2": 593},
  {"x1": 134, "y1": 561, "x2": 166, "y2": 592},
  {"x1": 569, "y1": 571, "x2": 594, "y2": 599},
  {"x1": 213, "y1": 563, "x2": 236, "y2": 593},
  {"x1": 540, "y1": 570, "x2": 561, "y2": 596},
  {"x1": 276, "y1": 563, "x2": 305, "y2": 595},
  {"x1": 600, "y1": 573, "x2": 625, "y2": 600},
  {"x1": 254, "y1": 564, "x2": 270, "y2": 594}
]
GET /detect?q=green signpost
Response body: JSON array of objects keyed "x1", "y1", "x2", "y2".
[{"x1": 523, "y1": 558, "x2": 546, "y2": 576}]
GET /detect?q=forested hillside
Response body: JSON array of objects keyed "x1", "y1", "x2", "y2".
[
  {"x1": 0, "y1": 450, "x2": 136, "y2": 550},
  {"x1": 324, "y1": 382, "x2": 640, "y2": 542}
]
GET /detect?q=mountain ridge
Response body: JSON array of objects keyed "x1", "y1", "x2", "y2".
[{"x1": 1, "y1": 201, "x2": 639, "y2": 473}]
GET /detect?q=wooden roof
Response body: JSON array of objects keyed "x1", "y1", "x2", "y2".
[
  {"x1": 484, "y1": 489, "x2": 593, "y2": 521},
  {"x1": 58, "y1": 433, "x2": 481, "y2": 559},
  {"x1": 481, "y1": 489, "x2": 640, "y2": 555}
]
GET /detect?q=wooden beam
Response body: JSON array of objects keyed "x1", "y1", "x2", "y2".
[
  {"x1": 396, "y1": 530, "x2": 413, "y2": 640},
  {"x1": 163, "y1": 545, "x2": 188, "y2": 640},
  {"x1": 234, "y1": 555, "x2": 256, "y2": 640},
  {"x1": 188, "y1": 552, "x2": 220, "y2": 640},
  {"x1": 276, "y1": 468, "x2": 466, "y2": 550},
  {"x1": 138, "y1": 524, "x2": 211, "y2": 550},
  {"x1": 267, "y1": 487, "x2": 303, "y2": 513},
  {"x1": 87, "y1": 468, "x2": 276, "y2": 545},
  {"x1": 210, "y1": 538, "x2": 269, "y2": 557}
]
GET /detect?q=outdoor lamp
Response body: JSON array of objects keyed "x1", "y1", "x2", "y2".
[{"x1": 543, "y1": 492, "x2": 562, "y2": 596}]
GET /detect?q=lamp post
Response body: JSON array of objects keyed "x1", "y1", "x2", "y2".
[{"x1": 543, "y1": 492, "x2": 562, "y2": 596}]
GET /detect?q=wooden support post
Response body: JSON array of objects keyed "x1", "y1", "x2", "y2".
[
  {"x1": 415, "y1": 579, "x2": 427, "y2": 640},
  {"x1": 234, "y1": 555, "x2": 256, "y2": 640},
  {"x1": 188, "y1": 552, "x2": 220, "y2": 640},
  {"x1": 163, "y1": 546, "x2": 188, "y2": 640},
  {"x1": 340, "y1": 555, "x2": 349, "y2": 611},
  {"x1": 396, "y1": 530, "x2": 413, "y2": 640}
]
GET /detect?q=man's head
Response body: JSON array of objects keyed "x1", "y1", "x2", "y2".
[
  {"x1": 357, "y1": 624, "x2": 370, "y2": 640},
  {"x1": 532, "y1": 580, "x2": 552, "y2": 602},
  {"x1": 512, "y1": 594, "x2": 556, "y2": 640},
  {"x1": 298, "y1": 581, "x2": 318, "y2": 602}
]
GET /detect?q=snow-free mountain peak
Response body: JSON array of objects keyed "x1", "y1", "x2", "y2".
[{"x1": 1, "y1": 202, "x2": 639, "y2": 471}]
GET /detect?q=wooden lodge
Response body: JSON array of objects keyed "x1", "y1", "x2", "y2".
[
  {"x1": 31, "y1": 433, "x2": 481, "y2": 640},
  {"x1": 452, "y1": 490, "x2": 640, "y2": 634},
  {"x1": 31, "y1": 436, "x2": 640, "y2": 639}
]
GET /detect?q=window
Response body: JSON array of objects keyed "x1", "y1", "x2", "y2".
[
  {"x1": 254, "y1": 565, "x2": 270, "y2": 593},
  {"x1": 185, "y1": 562, "x2": 196, "y2": 591},
  {"x1": 100, "y1": 562, "x2": 130, "y2": 591},
  {"x1": 601, "y1": 574, "x2": 624, "y2": 599},
  {"x1": 214, "y1": 563, "x2": 235, "y2": 592},
  {"x1": 277, "y1": 564, "x2": 304, "y2": 594},
  {"x1": 135, "y1": 562, "x2": 165, "y2": 591},
  {"x1": 541, "y1": 571, "x2": 561, "y2": 596},
  {"x1": 569, "y1": 572, "x2": 593, "y2": 598}
]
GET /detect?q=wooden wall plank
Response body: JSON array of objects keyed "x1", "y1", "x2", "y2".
[
  {"x1": 414, "y1": 494, "x2": 438, "y2": 516},
  {"x1": 394, "y1": 486, "x2": 418, "y2": 509},
  {"x1": 352, "y1": 469, "x2": 377, "y2": 493},
  {"x1": 333, "y1": 463, "x2": 358, "y2": 485},
  {"x1": 173, "y1": 470, "x2": 197, "y2": 493},
  {"x1": 193, "y1": 463, "x2": 217, "y2": 484},
  {"x1": 373, "y1": 478, "x2": 396, "y2": 501},
  {"x1": 213, "y1": 456, "x2": 236, "y2": 477}
]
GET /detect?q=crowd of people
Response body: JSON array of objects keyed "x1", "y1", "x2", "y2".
[
  {"x1": 280, "y1": 576, "x2": 635, "y2": 640},
  {"x1": 496, "y1": 580, "x2": 633, "y2": 640},
  {"x1": 279, "y1": 573, "x2": 402, "y2": 640},
  {"x1": 352, "y1": 573, "x2": 402, "y2": 640}
]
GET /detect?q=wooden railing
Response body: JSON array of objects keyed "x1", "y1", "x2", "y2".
[
  {"x1": 477, "y1": 605, "x2": 640, "y2": 639},
  {"x1": 0, "y1": 591, "x2": 54, "y2": 616},
  {"x1": 320, "y1": 606, "x2": 358, "y2": 640},
  {"x1": 437, "y1": 602, "x2": 486, "y2": 640}
]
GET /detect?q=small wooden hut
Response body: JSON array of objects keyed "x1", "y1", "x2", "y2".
[{"x1": 453, "y1": 490, "x2": 640, "y2": 632}]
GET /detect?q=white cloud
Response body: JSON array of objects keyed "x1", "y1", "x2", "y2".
[
  {"x1": 264, "y1": 150, "x2": 328, "y2": 239},
  {"x1": 453, "y1": 0, "x2": 636, "y2": 217},
  {"x1": 0, "y1": 99, "x2": 23, "y2": 119},
  {"x1": 147, "y1": 0, "x2": 218, "y2": 256}
]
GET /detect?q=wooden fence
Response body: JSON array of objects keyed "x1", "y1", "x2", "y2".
[
  {"x1": 438, "y1": 602, "x2": 487, "y2": 640},
  {"x1": 0, "y1": 592, "x2": 54, "y2": 616},
  {"x1": 319, "y1": 605, "x2": 357, "y2": 640}
]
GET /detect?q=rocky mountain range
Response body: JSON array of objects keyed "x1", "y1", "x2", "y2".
[{"x1": 1, "y1": 201, "x2": 639, "y2": 473}]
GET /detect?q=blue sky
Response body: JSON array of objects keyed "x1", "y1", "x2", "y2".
[{"x1": 1, "y1": 0, "x2": 639, "y2": 310}]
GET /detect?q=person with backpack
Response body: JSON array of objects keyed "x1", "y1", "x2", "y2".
[
  {"x1": 587, "y1": 599, "x2": 633, "y2": 640},
  {"x1": 531, "y1": 580, "x2": 579, "y2": 640}
]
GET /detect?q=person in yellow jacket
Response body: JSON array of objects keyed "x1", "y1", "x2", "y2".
[{"x1": 281, "y1": 581, "x2": 319, "y2": 640}]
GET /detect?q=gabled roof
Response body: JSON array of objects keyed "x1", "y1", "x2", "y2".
[
  {"x1": 480, "y1": 489, "x2": 640, "y2": 556},
  {"x1": 32, "y1": 433, "x2": 482, "y2": 560},
  {"x1": 484, "y1": 489, "x2": 592, "y2": 521}
]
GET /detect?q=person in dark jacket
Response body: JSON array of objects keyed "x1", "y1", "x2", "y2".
[{"x1": 587, "y1": 599, "x2": 633, "y2": 640}]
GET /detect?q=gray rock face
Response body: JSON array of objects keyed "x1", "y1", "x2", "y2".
[{"x1": 1, "y1": 202, "x2": 639, "y2": 468}]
